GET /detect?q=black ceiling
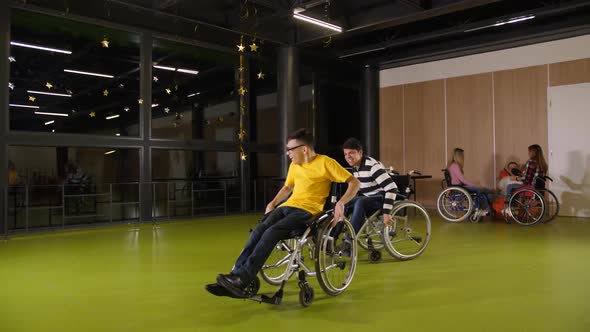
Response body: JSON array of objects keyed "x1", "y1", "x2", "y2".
[{"x1": 11, "y1": 0, "x2": 590, "y2": 69}]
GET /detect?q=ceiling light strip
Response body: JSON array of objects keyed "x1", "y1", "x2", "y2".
[
  {"x1": 34, "y1": 111, "x2": 69, "y2": 117},
  {"x1": 27, "y1": 90, "x2": 72, "y2": 97},
  {"x1": 293, "y1": 13, "x2": 342, "y2": 32},
  {"x1": 64, "y1": 69, "x2": 114, "y2": 78},
  {"x1": 10, "y1": 41, "x2": 72, "y2": 54},
  {"x1": 9, "y1": 103, "x2": 40, "y2": 109}
]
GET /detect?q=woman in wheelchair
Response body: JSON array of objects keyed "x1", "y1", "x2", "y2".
[
  {"x1": 205, "y1": 128, "x2": 360, "y2": 299},
  {"x1": 505, "y1": 144, "x2": 548, "y2": 200},
  {"x1": 447, "y1": 148, "x2": 491, "y2": 217},
  {"x1": 342, "y1": 138, "x2": 398, "y2": 234}
]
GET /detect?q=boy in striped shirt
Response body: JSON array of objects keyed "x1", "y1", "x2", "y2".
[{"x1": 342, "y1": 138, "x2": 398, "y2": 234}]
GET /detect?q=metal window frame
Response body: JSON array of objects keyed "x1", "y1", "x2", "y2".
[{"x1": 1, "y1": 3, "x2": 280, "y2": 235}]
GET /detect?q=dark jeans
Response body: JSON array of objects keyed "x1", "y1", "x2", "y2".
[
  {"x1": 464, "y1": 185, "x2": 491, "y2": 210},
  {"x1": 231, "y1": 206, "x2": 311, "y2": 284},
  {"x1": 345, "y1": 195, "x2": 383, "y2": 234}
]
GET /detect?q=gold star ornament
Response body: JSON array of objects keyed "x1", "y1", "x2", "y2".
[
  {"x1": 165, "y1": 88, "x2": 171, "y2": 95},
  {"x1": 238, "y1": 87, "x2": 247, "y2": 96},
  {"x1": 237, "y1": 43, "x2": 245, "y2": 52},
  {"x1": 249, "y1": 42, "x2": 258, "y2": 52},
  {"x1": 101, "y1": 38, "x2": 109, "y2": 48},
  {"x1": 257, "y1": 71, "x2": 265, "y2": 79},
  {"x1": 241, "y1": 152, "x2": 247, "y2": 161},
  {"x1": 45, "y1": 82, "x2": 53, "y2": 89},
  {"x1": 138, "y1": 99, "x2": 144, "y2": 104},
  {"x1": 103, "y1": 89, "x2": 109, "y2": 96},
  {"x1": 28, "y1": 96, "x2": 36, "y2": 102},
  {"x1": 238, "y1": 131, "x2": 245, "y2": 140},
  {"x1": 89, "y1": 112, "x2": 96, "y2": 118}
]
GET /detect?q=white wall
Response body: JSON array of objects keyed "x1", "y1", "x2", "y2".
[{"x1": 380, "y1": 34, "x2": 590, "y2": 87}]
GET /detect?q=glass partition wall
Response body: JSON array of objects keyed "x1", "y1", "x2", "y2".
[{"x1": 1, "y1": 8, "x2": 280, "y2": 235}]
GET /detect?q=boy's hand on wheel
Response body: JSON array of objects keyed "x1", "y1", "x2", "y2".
[
  {"x1": 383, "y1": 214, "x2": 393, "y2": 226},
  {"x1": 331, "y1": 201, "x2": 345, "y2": 227}
]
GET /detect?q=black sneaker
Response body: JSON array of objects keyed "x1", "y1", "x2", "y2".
[{"x1": 204, "y1": 283, "x2": 237, "y2": 297}]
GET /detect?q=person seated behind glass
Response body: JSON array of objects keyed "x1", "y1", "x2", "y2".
[
  {"x1": 64, "y1": 163, "x2": 91, "y2": 194},
  {"x1": 205, "y1": 128, "x2": 360, "y2": 299},
  {"x1": 341, "y1": 137, "x2": 398, "y2": 234},
  {"x1": 497, "y1": 161, "x2": 522, "y2": 195},
  {"x1": 447, "y1": 148, "x2": 491, "y2": 216}
]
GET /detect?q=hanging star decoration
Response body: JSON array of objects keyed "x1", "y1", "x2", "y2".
[
  {"x1": 124, "y1": 107, "x2": 130, "y2": 112},
  {"x1": 8, "y1": 56, "x2": 15, "y2": 63},
  {"x1": 66, "y1": 89, "x2": 73, "y2": 95},
  {"x1": 237, "y1": 43, "x2": 245, "y2": 52},
  {"x1": 164, "y1": 107, "x2": 170, "y2": 113},
  {"x1": 28, "y1": 96, "x2": 36, "y2": 102},
  {"x1": 237, "y1": 34, "x2": 249, "y2": 161},
  {"x1": 257, "y1": 71, "x2": 265, "y2": 79},
  {"x1": 250, "y1": 42, "x2": 258, "y2": 52},
  {"x1": 118, "y1": 84, "x2": 125, "y2": 88},
  {"x1": 103, "y1": 89, "x2": 109, "y2": 96},
  {"x1": 8, "y1": 82, "x2": 14, "y2": 90},
  {"x1": 45, "y1": 82, "x2": 53, "y2": 89},
  {"x1": 89, "y1": 112, "x2": 96, "y2": 118},
  {"x1": 138, "y1": 99, "x2": 144, "y2": 104},
  {"x1": 71, "y1": 109, "x2": 76, "y2": 113},
  {"x1": 101, "y1": 37, "x2": 109, "y2": 48},
  {"x1": 153, "y1": 76, "x2": 158, "y2": 82},
  {"x1": 165, "y1": 88, "x2": 172, "y2": 95}
]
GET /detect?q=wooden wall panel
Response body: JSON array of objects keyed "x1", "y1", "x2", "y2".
[
  {"x1": 379, "y1": 85, "x2": 404, "y2": 170},
  {"x1": 446, "y1": 73, "x2": 495, "y2": 188},
  {"x1": 404, "y1": 80, "x2": 446, "y2": 206},
  {"x1": 549, "y1": 59, "x2": 590, "y2": 87},
  {"x1": 494, "y1": 66, "x2": 548, "y2": 182}
]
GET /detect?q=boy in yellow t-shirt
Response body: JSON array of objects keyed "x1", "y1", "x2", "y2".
[{"x1": 206, "y1": 128, "x2": 360, "y2": 298}]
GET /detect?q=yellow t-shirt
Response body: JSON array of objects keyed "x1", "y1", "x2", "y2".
[{"x1": 281, "y1": 154, "x2": 352, "y2": 215}]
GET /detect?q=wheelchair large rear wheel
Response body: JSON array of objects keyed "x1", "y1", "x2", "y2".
[
  {"x1": 539, "y1": 189, "x2": 559, "y2": 223},
  {"x1": 508, "y1": 189, "x2": 545, "y2": 226},
  {"x1": 436, "y1": 187, "x2": 473, "y2": 222},
  {"x1": 383, "y1": 201, "x2": 431, "y2": 260},
  {"x1": 315, "y1": 217, "x2": 358, "y2": 296},
  {"x1": 259, "y1": 239, "x2": 296, "y2": 286},
  {"x1": 357, "y1": 213, "x2": 385, "y2": 251}
]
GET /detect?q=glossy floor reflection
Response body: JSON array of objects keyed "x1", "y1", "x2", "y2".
[{"x1": 1, "y1": 213, "x2": 589, "y2": 332}]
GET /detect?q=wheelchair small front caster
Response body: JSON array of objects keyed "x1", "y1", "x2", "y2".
[
  {"x1": 369, "y1": 250, "x2": 382, "y2": 262},
  {"x1": 298, "y1": 282, "x2": 314, "y2": 307}
]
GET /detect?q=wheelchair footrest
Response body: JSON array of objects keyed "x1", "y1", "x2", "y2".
[{"x1": 250, "y1": 290, "x2": 283, "y2": 305}]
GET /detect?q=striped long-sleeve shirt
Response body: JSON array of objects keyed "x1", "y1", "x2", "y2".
[{"x1": 351, "y1": 156, "x2": 398, "y2": 214}]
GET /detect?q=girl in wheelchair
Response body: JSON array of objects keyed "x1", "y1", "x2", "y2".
[
  {"x1": 447, "y1": 148, "x2": 492, "y2": 218},
  {"x1": 505, "y1": 144, "x2": 548, "y2": 200}
]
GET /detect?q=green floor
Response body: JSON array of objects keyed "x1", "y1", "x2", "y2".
[{"x1": 1, "y1": 213, "x2": 589, "y2": 332}]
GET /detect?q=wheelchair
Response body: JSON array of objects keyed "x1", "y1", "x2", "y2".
[
  {"x1": 503, "y1": 175, "x2": 559, "y2": 226},
  {"x1": 436, "y1": 169, "x2": 491, "y2": 223},
  {"x1": 356, "y1": 170, "x2": 432, "y2": 262},
  {"x1": 253, "y1": 194, "x2": 358, "y2": 307}
]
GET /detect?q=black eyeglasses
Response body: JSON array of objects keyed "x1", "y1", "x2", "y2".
[{"x1": 285, "y1": 144, "x2": 305, "y2": 153}]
